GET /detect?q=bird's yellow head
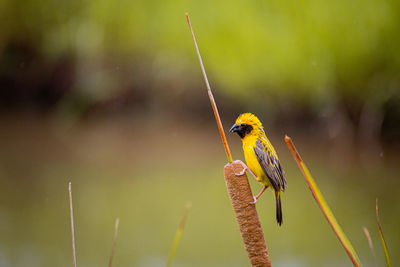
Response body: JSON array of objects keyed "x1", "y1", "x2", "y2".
[{"x1": 229, "y1": 113, "x2": 264, "y2": 139}]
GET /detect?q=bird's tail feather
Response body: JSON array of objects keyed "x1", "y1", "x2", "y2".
[{"x1": 275, "y1": 191, "x2": 283, "y2": 226}]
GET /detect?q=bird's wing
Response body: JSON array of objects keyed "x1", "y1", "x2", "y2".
[{"x1": 254, "y1": 139, "x2": 286, "y2": 192}]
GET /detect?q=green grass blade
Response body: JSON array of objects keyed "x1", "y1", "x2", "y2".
[
  {"x1": 68, "y1": 182, "x2": 77, "y2": 267},
  {"x1": 285, "y1": 136, "x2": 361, "y2": 266},
  {"x1": 363, "y1": 226, "x2": 378, "y2": 266},
  {"x1": 376, "y1": 199, "x2": 392, "y2": 267},
  {"x1": 108, "y1": 218, "x2": 120, "y2": 267},
  {"x1": 167, "y1": 202, "x2": 192, "y2": 267}
]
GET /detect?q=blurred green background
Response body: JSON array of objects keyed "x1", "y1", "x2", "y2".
[{"x1": 0, "y1": 0, "x2": 399, "y2": 266}]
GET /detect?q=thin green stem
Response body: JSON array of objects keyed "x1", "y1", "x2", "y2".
[
  {"x1": 376, "y1": 199, "x2": 392, "y2": 267},
  {"x1": 68, "y1": 182, "x2": 77, "y2": 267},
  {"x1": 167, "y1": 202, "x2": 192, "y2": 267},
  {"x1": 285, "y1": 136, "x2": 361, "y2": 266},
  {"x1": 108, "y1": 218, "x2": 120, "y2": 267}
]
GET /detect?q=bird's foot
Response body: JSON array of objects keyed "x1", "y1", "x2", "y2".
[
  {"x1": 250, "y1": 186, "x2": 267, "y2": 204},
  {"x1": 233, "y1": 160, "x2": 250, "y2": 176},
  {"x1": 249, "y1": 196, "x2": 258, "y2": 204},
  {"x1": 232, "y1": 160, "x2": 258, "y2": 181},
  {"x1": 234, "y1": 168, "x2": 246, "y2": 176}
]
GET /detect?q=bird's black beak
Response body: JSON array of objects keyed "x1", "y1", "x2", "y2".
[{"x1": 229, "y1": 124, "x2": 240, "y2": 133}]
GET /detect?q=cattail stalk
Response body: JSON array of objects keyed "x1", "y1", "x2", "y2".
[
  {"x1": 186, "y1": 13, "x2": 270, "y2": 266},
  {"x1": 224, "y1": 161, "x2": 272, "y2": 267}
]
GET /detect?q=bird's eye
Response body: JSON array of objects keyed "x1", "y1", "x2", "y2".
[{"x1": 241, "y1": 123, "x2": 245, "y2": 127}]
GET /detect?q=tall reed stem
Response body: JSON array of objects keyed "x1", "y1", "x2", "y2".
[
  {"x1": 185, "y1": 13, "x2": 233, "y2": 163},
  {"x1": 186, "y1": 13, "x2": 271, "y2": 266},
  {"x1": 68, "y1": 182, "x2": 77, "y2": 267},
  {"x1": 285, "y1": 136, "x2": 361, "y2": 266}
]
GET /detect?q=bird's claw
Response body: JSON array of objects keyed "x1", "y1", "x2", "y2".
[
  {"x1": 249, "y1": 196, "x2": 258, "y2": 204},
  {"x1": 234, "y1": 168, "x2": 246, "y2": 176},
  {"x1": 232, "y1": 160, "x2": 257, "y2": 181},
  {"x1": 233, "y1": 160, "x2": 247, "y2": 176}
]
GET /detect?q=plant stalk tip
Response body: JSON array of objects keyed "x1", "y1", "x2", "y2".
[
  {"x1": 108, "y1": 217, "x2": 120, "y2": 267},
  {"x1": 167, "y1": 203, "x2": 192, "y2": 267},
  {"x1": 185, "y1": 12, "x2": 233, "y2": 163}
]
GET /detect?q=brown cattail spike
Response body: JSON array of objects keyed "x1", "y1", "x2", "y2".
[{"x1": 224, "y1": 160, "x2": 271, "y2": 267}]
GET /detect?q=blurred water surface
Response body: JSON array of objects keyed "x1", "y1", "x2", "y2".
[
  {"x1": 1, "y1": 1, "x2": 400, "y2": 265},
  {"x1": 0, "y1": 117, "x2": 398, "y2": 267}
]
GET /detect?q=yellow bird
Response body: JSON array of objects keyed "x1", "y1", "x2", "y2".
[{"x1": 230, "y1": 113, "x2": 287, "y2": 225}]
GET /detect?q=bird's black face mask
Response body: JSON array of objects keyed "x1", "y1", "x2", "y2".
[{"x1": 229, "y1": 123, "x2": 253, "y2": 139}]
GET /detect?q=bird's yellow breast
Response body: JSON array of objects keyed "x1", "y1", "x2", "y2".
[{"x1": 242, "y1": 135, "x2": 271, "y2": 187}]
